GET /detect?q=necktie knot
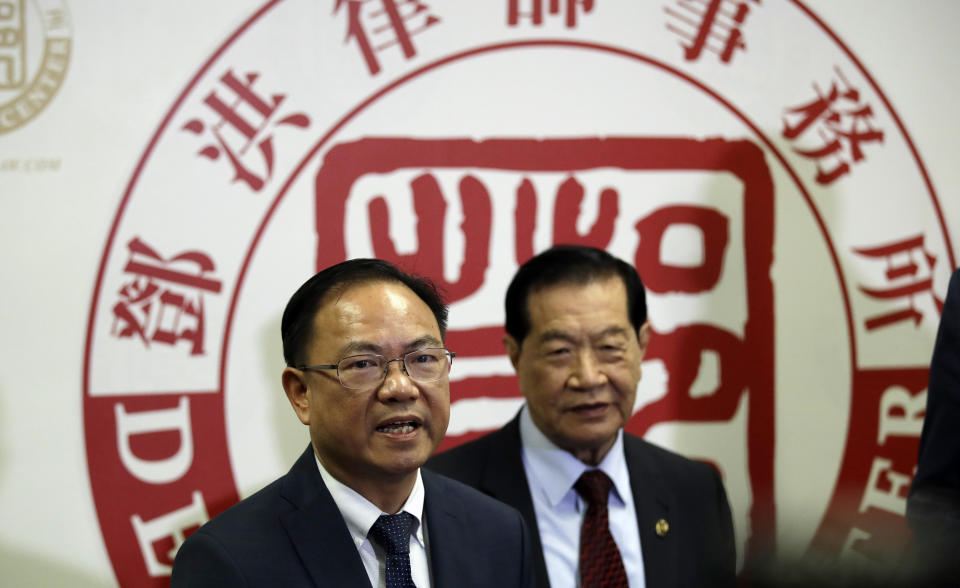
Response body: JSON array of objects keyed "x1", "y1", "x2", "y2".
[
  {"x1": 575, "y1": 469, "x2": 614, "y2": 507},
  {"x1": 368, "y1": 512, "x2": 417, "y2": 555}
]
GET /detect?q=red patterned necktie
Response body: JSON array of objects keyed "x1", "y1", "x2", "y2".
[{"x1": 574, "y1": 470, "x2": 629, "y2": 588}]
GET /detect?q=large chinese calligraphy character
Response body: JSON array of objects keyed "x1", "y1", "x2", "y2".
[
  {"x1": 312, "y1": 137, "x2": 776, "y2": 560},
  {"x1": 111, "y1": 237, "x2": 223, "y2": 355},
  {"x1": 665, "y1": 0, "x2": 760, "y2": 64},
  {"x1": 783, "y1": 68, "x2": 884, "y2": 185},
  {"x1": 507, "y1": 0, "x2": 595, "y2": 28},
  {"x1": 239, "y1": 133, "x2": 786, "y2": 571},
  {"x1": 334, "y1": 0, "x2": 440, "y2": 75},
  {"x1": 181, "y1": 70, "x2": 310, "y2": 192},
  {"x1": 854, "y1": 235, "x2": 944, "y2": 330}
]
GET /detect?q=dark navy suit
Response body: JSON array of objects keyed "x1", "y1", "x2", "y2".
[
  {"x1": 907, "y1": 267, "x2": 960, "y2": 582},
  {"x1": 172, "y1": 445, "x2": 535, "y2": 587},
  {"x1": 426, "y1": 413, "x2": 736, "y2": 588}
]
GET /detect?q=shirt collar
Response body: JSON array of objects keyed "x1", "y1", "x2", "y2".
[
  {"x1": 314, "y1": 451, "x2": 426, "y2": 548},
  {"x1": 519, "y1": 405, "x2": 630, "y2": 509}
]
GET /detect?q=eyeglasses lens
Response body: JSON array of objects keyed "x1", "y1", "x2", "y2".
[{"x1": 337, "y1": 349, "x2": 450, "y2": 389}]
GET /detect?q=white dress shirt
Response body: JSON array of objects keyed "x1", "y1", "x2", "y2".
[
  {"x1": 315, "y1": 454, "x2": 432, "y2": 588},
  {"x1": 519, "y1": 406, "x2": 646, "y2": 588}
]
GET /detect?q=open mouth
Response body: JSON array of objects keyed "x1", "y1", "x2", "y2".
[
  {"x1": 571, "y1": 402, "x2": 609, "y2": 414},
  {"x1": 376, "y1": 420, "x2": 421, "y2": 434}
]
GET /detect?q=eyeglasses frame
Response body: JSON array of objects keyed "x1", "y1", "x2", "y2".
[{"x1": 293, "y1": 347, "x2": 456, "y2": 390}]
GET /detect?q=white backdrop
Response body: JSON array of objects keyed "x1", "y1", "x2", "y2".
[{"x1": 1, "y1": 1, "x2": 958, "y2": 586}]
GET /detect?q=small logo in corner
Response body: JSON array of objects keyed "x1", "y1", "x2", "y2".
[{"x1": 0, "y1": 0, "x2": 72, "y2": 135}]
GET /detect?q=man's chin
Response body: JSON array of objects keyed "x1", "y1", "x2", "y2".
[
  {"x1": 560, "y1": 428, "x2": 621, "y2": 460},
  {"x1": 564, "y1": 416, "x2": 622, "y2": 440},
  {"x1": 376, "y1": 445, "x2": 433, "y2": 474}
]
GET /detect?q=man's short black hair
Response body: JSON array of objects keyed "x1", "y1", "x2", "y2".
[
  {"x1": 504, "y1": 245, "x2": 647, "y2": 345},
  {"x1": 281, "y1": 258, "x2": 448, "y2": 367}
]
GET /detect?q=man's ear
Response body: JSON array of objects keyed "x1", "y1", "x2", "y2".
[
  {"x1": 281, "y1": 367, "x2": 311, "y2": 425},
  {"x1": 503, "y1": 335, "x2": 522, "y2": 370},
  {"x1": 637, "y1": 321, "x2": 652, "y2": 357}
]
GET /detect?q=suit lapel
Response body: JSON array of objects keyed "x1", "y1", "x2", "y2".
[
  {"x1": 477, "y1": 414, "x2": 551, "y2": 587},
  {"x1": 422, "y1": 471, "x2": 470, "y2": 586},
  {"x1": 479, "y1": 416, "x2": 681, "y2": 586},
  {"x1": 478, "y1": 417, "x2": 538, "y2": 521},
  {"x1": 625, "y1": 436, "x2": 678, "y2": 587},
  {"x1": 279, "y1": 447, "x2": 372, "y2": 588}
]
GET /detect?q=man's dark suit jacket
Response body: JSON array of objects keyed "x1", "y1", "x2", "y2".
[
  {"x1": 907, "y1": 267, "x2": 960, "y2": 582},
  {"x1": 171, "y1": 445, "x2": 535, "y2": 587},
  {"x1": 426, "y1": 413, "x2": 736, "y2": 587}
]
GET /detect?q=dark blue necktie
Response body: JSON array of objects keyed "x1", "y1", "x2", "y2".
[{"x1": 368, "y1": 512, "x2": 418, "y2": 588}]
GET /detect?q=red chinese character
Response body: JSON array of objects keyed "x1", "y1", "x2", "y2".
[
  {"x1": 111, "y1": 237, "x2": 223, "y2": 355},
  {"x1": 313, "y1": 138, "x2": 777, "y2": 554},
  {"x1": 367, "y1": 172, "x2": 492, "y2": 303},
  {"x1": 782, "y1": 68, "x2": 884, "y2": 185},
  {"x1": 507, "y1": 0, "x2": 595, "y2": 28},
  {"x1": 334, "y1": 0, "x2": 440, "y2": 75},
  {"x1": 665, "y1": 0, "x2": 760, "y2": 64},
  {"x1": 854, "y1": 234, "x2": 944, "y2": 330},
  {"x1": 181, "y1": 70, "x2": 310, "y2": 192},
  {"x1": 634, "y1": 205, "x2": 729, "y2": 294},
  {"x1": 515, "y1": 174, "x2": 619, "y2": 263}
]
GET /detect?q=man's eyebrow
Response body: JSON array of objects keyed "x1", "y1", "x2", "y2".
[
  {"x1": 593, "y1": 326, "x2": 631, "y2": 340},
  {"x1": 407, "y1": 335, "x2": 444, "y2": 351},
  {"x1": 536, "y1": 330, "x2": 577, "y2": 344},
  {"x1": 338, "y1": 335, "x2": 443, "y2": 357},
  {"x1": 536, "y1": 326, "x2": 631, "y2": 345},
  {"x1": 338, "y1": 341, "x2": 383, "y2": 356}
]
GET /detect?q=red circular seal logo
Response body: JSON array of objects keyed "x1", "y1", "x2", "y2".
[{"x1": 84, "y1": 1, "x2": 954, "y2": 584}]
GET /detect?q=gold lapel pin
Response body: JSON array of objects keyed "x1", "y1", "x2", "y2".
[{"x1": 655, "y1": 518, "x2": 669, "y2": 538}]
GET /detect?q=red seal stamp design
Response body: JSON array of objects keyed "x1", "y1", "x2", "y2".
[{"x1": 84, "y1": 1, "x2": 954, "y2": 584}]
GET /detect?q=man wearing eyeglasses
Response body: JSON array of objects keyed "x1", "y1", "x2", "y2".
[
  {"x1": 172, "y1": 258, "x2": 534, "y2": 587},
  {"x1": 427, "y1": 245, "x2": 736, "y2": 588}
]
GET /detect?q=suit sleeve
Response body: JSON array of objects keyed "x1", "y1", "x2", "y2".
[
  {"x1": 516, "y1": 507, "x2": 536, "y2": 588},
  {"x1": 910, "y1": 267, "x2": 960, "y2": 507},
  {"x1": 709, "y1": 464, "x2": 737, "y2": 586},
  {"x1": 907, "y1": 267, "x2": 960, "y2": 579},
  {"x1": 171, "y1": 529, "x2": 249, "y2": 588}
]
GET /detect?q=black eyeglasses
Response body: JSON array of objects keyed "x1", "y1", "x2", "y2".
[{"x1": 294, "y1": 347, "x2": 456, "y2": 390}]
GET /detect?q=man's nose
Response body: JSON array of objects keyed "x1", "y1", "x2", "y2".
[
  {"x1": 568, "y1": 350, "x2": 607, "y2": 389},
  {"x1": 378, "y1": 359, "x2": 420, "y2": 401}
]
